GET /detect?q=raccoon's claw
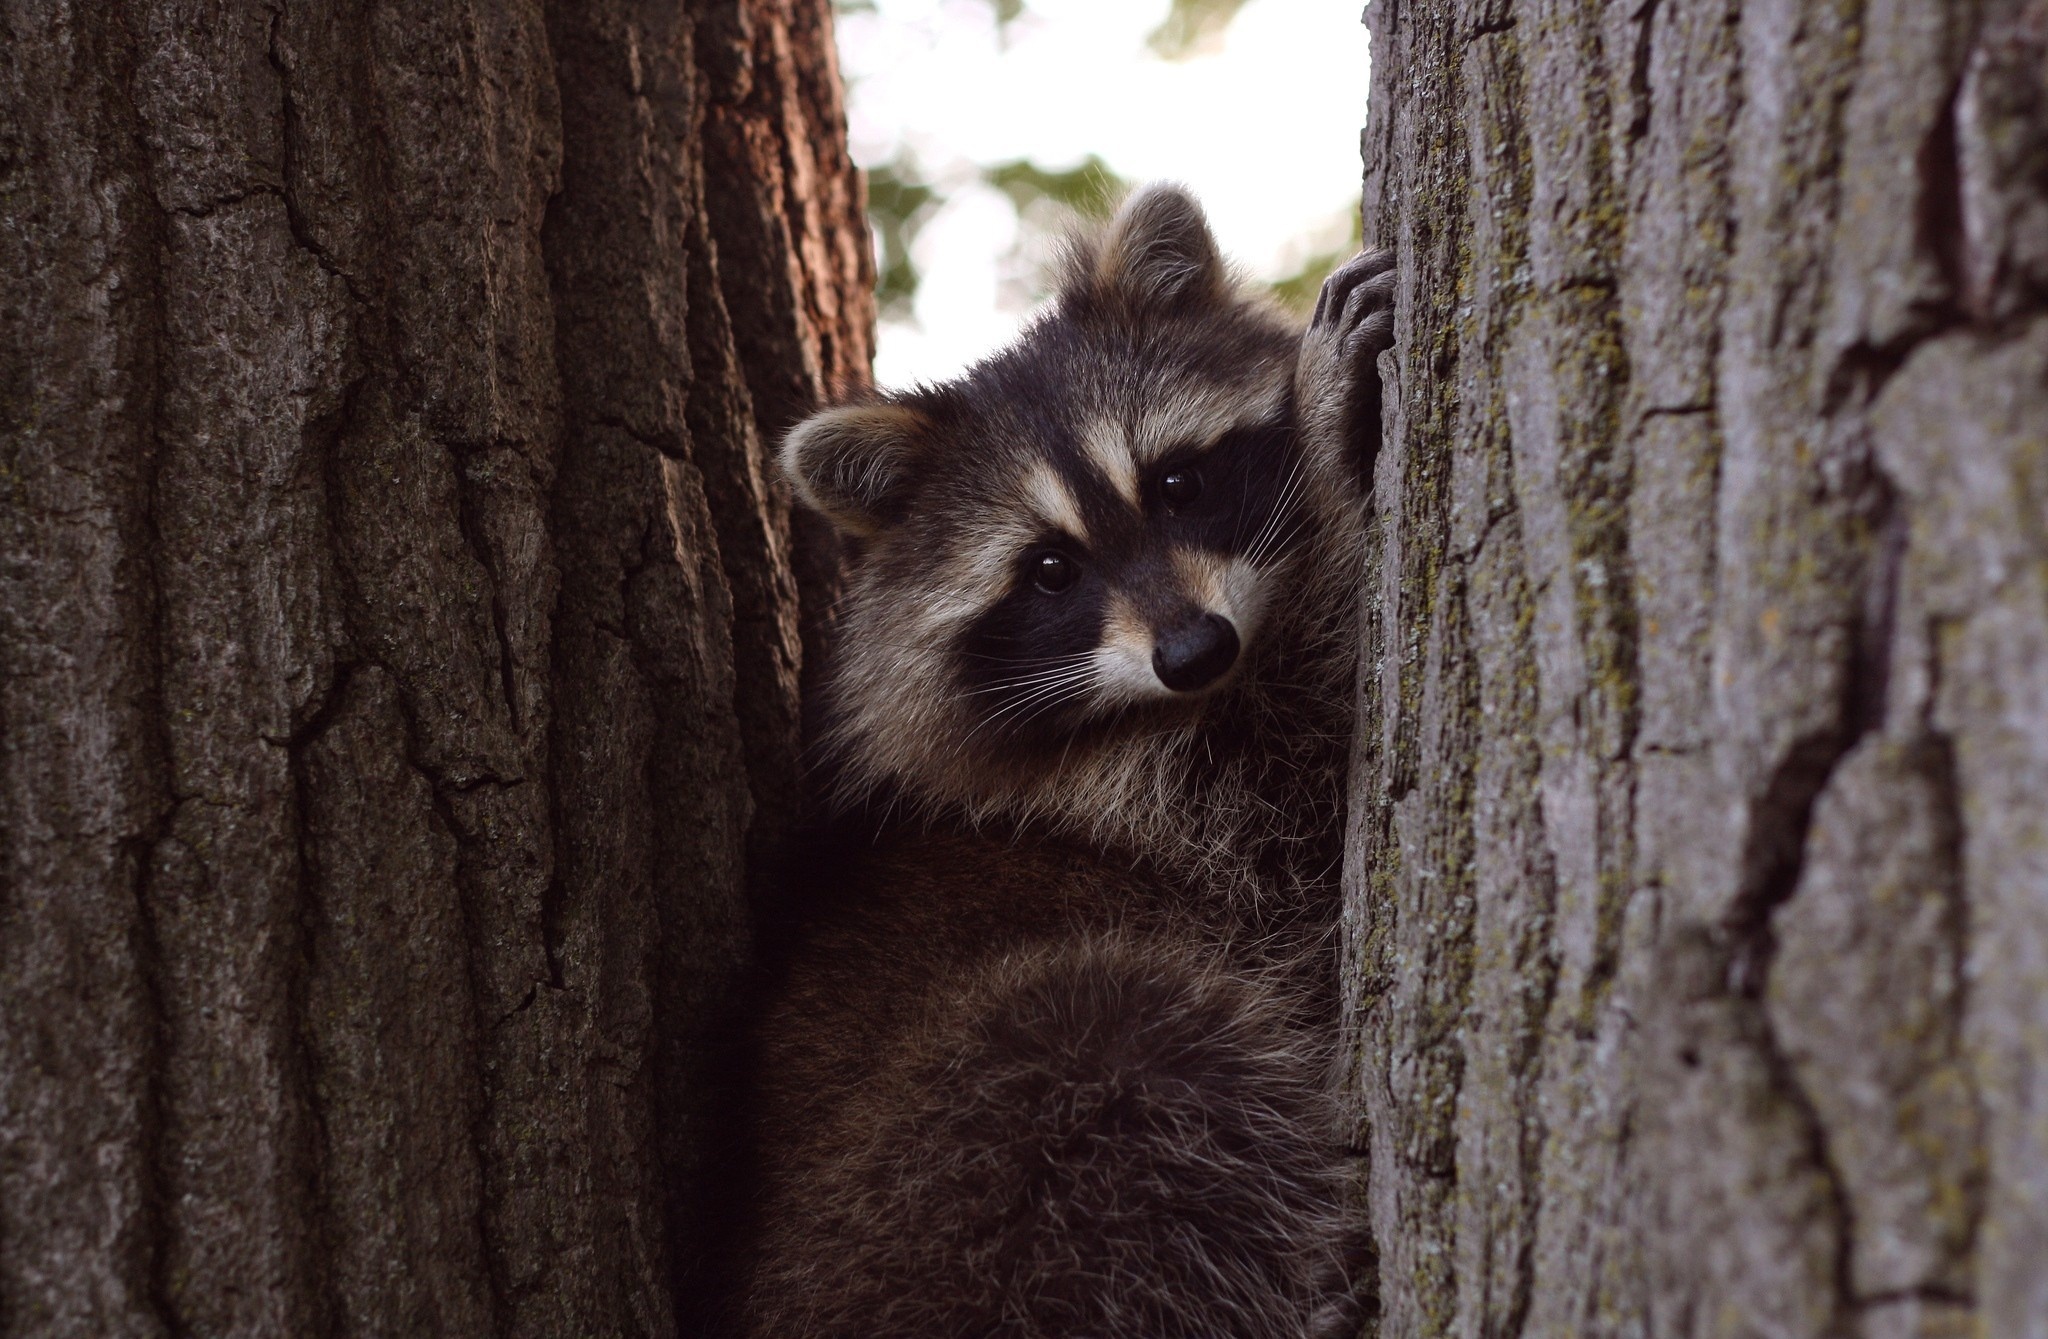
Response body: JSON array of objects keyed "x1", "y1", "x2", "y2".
[
  {"x1": 1311, "y1": 248, "x2": 1396, "y2": 364},
  {"x1": 1310, "y1": 248, "x2": 1391, "y2": 325}
]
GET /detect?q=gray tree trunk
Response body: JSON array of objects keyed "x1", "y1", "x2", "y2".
[
  {"x1": 0, "y1": 1, "x2": 868, "y2": 1334},
  {"x1": 1345, "y1": 0, "x2": 2048, "y2": 1335}
]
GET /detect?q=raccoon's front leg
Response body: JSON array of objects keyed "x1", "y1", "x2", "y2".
[{"x1": 1295, "y1": 248, "x2": 1396, "y2": 492}]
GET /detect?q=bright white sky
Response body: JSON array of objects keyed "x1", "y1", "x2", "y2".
[{"x1": 835, "y1": 0, "x2": 1372, "y2": 386}]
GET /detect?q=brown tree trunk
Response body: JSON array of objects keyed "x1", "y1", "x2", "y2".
[
  {"x1": 1345, "y1": 0, "x2": 2048, "y2": 1335},
  {"x1": 0, "y1": 1, "x2": 869, "y2": 1335}
]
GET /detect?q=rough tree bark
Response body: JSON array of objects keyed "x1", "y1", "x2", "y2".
[
  {"x1": 1346, "y1": 0, "x2": 2047, "y2": 1336},
  {"x1": 0, "y1": 1, "x2": 868, "y2": 1335}
]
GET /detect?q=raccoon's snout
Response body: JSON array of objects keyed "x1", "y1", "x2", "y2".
[{"x1": 1152, "y1": 614, "x2": 1240, "y2": 693}]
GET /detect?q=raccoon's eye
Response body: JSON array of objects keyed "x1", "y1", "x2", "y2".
[
  {"x1": 1160, "y1": 467, "x2": 1203, "y2": 507},
  {"x1": 1031, "y1": 551, "x2": 1079, "y2": 594}
]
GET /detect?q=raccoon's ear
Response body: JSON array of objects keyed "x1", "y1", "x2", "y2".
[
  {"x1": 1073, "y1": 183, "x2": 1228, "y2": 309},
  {"x1": 780, "y1": 401, "x2": 929, "y2": 536}
]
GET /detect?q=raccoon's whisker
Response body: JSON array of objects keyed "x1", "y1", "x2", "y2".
[
  {"x1": 1245, "y1": 479, "x2": 1314, "y2": 570},
  {"x1": 964, "y1": 672, "x2": 1090, "y2": 698},
  {"x1": 965, "y1": 676, "x2": 1084, "y2": 700},
  {"x1": 1239, "y1": 483, "x2": 1288, "y2": 562},
  {"x1": 1242, "y1": 455, "x2": 1308, "y2": 566},
  {"x1": 1254, "y1": 463, "x2": 1313, "y2": 564},
  {"x1": 1252, "y1": 450, "x2": 1305, "y2": 539},
  {"x1": 961, "y1": 654, "x2": 1106, "y2": 696},
  {"x1": 958, "y1": 650, "x2": 1101, "y2": 669},
  {"x1": 1268, "y1": 511, "x2": 1322, "y2": 562},
  {"x1": 1248, "y1": 514, "x2": 1313, "y2": 573},
  {"x1": 966, "y1": 665, "x2": 1103, "y2": 742},
  {"x1": 969, "y1": 672, "x2": 1089, "y2": 733},
  {"x1": 1000, "y1": 670, "x2": 1098, "y2": 721},
  {"x1": 1008, "y1": 675, "x2": 1104, "y2": 733},
  {"x1": 960, "y1": 670, "x2": 1101, "y2": 703}
]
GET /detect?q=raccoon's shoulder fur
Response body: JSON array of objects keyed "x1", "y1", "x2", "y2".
[{"x1": 744, "y1": 184, "x2": 1395, "y2": 1337}]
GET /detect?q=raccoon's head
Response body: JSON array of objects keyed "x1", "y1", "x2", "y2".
[{"x1": 784, "y1": 185, "x2": 1365, "y2": 820}]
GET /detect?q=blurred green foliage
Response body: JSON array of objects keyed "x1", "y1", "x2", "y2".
[
  {"x1": 982, "y1": 155, "x2": 1125, "y2": 221},
  {"x1": 1265, "y1": 211, "x2": 1363, "y2": 315},
  {"x1": 983, "y1": 155, "x2": 1130, "y2": 308},
  {"x1": 850, "y1": 0, "x2": 1351, "y2": 324},
  {"x1": 866, "y1": 154, "x2": 942, "y2": 321},
  {"x1": 1145, "y1": 0, "x2": 1255, "y2": 59}
]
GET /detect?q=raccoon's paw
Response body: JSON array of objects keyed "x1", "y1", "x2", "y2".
[{"x1": 1296, "y1": 248, "x2": 1396, "y2": 490}]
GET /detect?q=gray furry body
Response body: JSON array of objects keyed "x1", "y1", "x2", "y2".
[{"x1": 745, "y1": 186, "x2": 1394, "y2": 1337}]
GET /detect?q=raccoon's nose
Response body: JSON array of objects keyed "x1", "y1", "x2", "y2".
[{"x1": 1152, "y1": 614, "x2": 1240, "y2": 693}]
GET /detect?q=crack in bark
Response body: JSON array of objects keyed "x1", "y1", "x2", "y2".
[
  {"x1": 1624, "y1": 0, "x2": 1659, "y2": 151},
  {"x1": 1821, "y1": 74, "x2": 1974, "y2": 416},
  {"x1": 1726, "y1": 461, "x2": 1901, "y2": 986},
  {"x1": 165, "y1": 183, "x2": 285, "y2": 218},
  {"x1": 124, "y1": 28, "x2": 192, "y2": 1325},
  {"x1": 1919, "y1": 728, "x2": 1988, "y2": 1293},
  {"x1": 266, "y1": 6, "x2": 368, "y2": 308},
  {"x1": 283, "y1": 659, "x2": 359, "y2": 1339},
  {"x1": 1718, "y1": 466, "x2": 1907, "y2": 1329},
  {"x1": 1857, "y1": 1284, "x2": 1975, "y2": 1307},
  {"x1": 450, "y1": 450, "x2": 529, "y2": 741}
]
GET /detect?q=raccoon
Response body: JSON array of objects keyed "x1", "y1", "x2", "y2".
[{"x1": 740, "y1": 185, "x2": 1395, "y2": 1338}]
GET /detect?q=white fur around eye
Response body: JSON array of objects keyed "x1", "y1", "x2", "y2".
[
  {"x1": 1077, "y1": 419, "x2": 1143, "y2": 507},
  {"x1": 1127, "y1": 380, "x2": 1292, "y2": 466},
  {"x1": 1021, "y1": 461, "x2": 1091, "y2": 541}
]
